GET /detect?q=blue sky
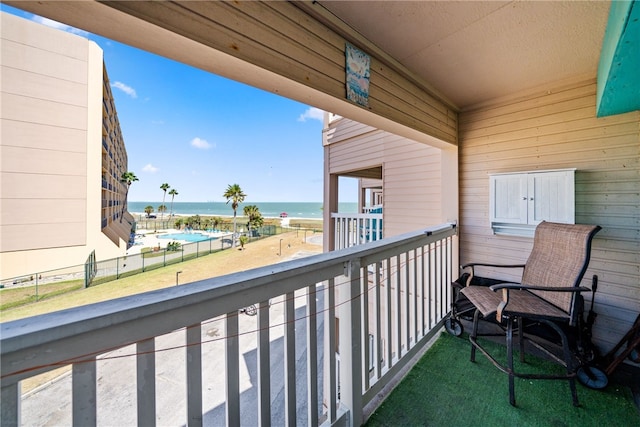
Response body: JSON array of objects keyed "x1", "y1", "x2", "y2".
[{"x1": 3, "y1": 5, "x2": 358, "y2": 203}]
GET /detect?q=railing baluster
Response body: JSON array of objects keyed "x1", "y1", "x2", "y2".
[
  {"x1": 362, "y1": 263, "x2": 370, "y2": 391},
  {"x1": 186, "y1": 324, "x2": 202, "y2": 427},
  {"x1": 326, "y1": 278, "x2": 337, "y2": 423},
  {"x1": 438, "y1": 240, "x2": 443, "y2": 319},
  {"x1": 226, "y1": 313, "x2": 240, "y2": 426},
  {"x1": 258, "y1": 300, "x2": 271, "y2": 426},
  {"x1": 385, "y1": 257, "x2": 392, "y2": 369},
  {"x1": 73, "y1": 357, "x2": 96, "y2": 427},
  {"x1": 284, "y1": 291, "x2": 296, "y2": 426},
  {"x1": 447, "y1": 236, "x2": 453, "y2": 315},
  {"x1": 307, "y1": 285, "x2": 318, "y2": 427},
  {"x1": 413, "y1": 248, "x2": 418, "y2": 344},
  {"x1": 375, "y1": 261, "x2": 382, "y2": 379},
  {"x1": 137, "y1": 338, "x2": 156, "y2": 427},
  {"x1": 395, "y1": 255, "x2": 402, "y2": 360},
  {"x1": 404, "y1": 252, "x2": 410, "y2": 349},
  {"x1": 420, "y1": 246, "x2": 428, "y2": 336},
  {"x1": 427, "y1": 243, "x2": 435, "y2": 330},
  {"x1": 1, "y1": 382, "x2": 20, "y2": 427},
  {"x1": 340, "y1": 259, "x2": 363, "y2": 426}
]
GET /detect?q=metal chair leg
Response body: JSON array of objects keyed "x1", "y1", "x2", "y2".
[
  {"x1": 470, "y1": 309, "x2": 480, "y2": 362},
  {"x1": 506, "y1": 316, "x2": 516, "y2": 406},
  {"x1": 544, "y1": 320, "x2": 580, "y2": 406},
  {"x1": 519, "y1": 319, "x2": 526, "y2": 362},
  {"x1": 559, "y1": 324, "x2": 579, "y2": 406}
]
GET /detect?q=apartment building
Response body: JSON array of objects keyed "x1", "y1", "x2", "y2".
[{"x1": 0, "y1": 12, "x2": 133, "y2": 280}]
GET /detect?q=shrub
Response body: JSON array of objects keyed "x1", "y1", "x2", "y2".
[
  {"x1": 239, "y1": 235, "x2": 249, "y2": 250},
  {"x1": 166, "y1": 241, "x2": 182, "y2": 252}
]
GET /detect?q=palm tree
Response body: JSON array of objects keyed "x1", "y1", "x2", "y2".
[
  {"x1": 160, "y1": 183, "x2": 170, "y2": 221},
  {"x1": 212, "y1": 216, "x2": 222, "y2": 231},
  {"x1": 144, "y1": 205, "x2": 154, "y2": 218},
  {"x1": 168, "y1": 188, "x2": 178, "y2": 219},
  {"x1": 119, "y1": 171, "x2": 138, "y2": 222},
  {"x1": 243, "y1": 205, "x2": 263, "y2": 236},
  {"x1": 223, "y1": 183, "x2": 246, "y2": 247}
]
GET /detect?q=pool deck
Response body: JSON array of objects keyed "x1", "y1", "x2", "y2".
[{"x1": 127, "y1": 229, "x2": 232, "y2": 255}]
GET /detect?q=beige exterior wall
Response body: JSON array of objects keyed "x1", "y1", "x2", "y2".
[
  {"x1": 326, "y1": 79, "x2": 638, "y2": 353},
  {"x1": 459, "y1": 79, "x2": 640, "y2": 351},
  {"x1": 325, "y1": 117, "x2": 456, "y2": 236},
  {"x1": 0, "y1": 13, "x2": 129, "y2": 280}
]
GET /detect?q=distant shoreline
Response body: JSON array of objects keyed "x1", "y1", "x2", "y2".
[
  {"x1": 130, "y1": 212, "x2": 323, "y2": 222},
  {"x1": 127, "y1": 201, "x2": 356, "y2": 220}
]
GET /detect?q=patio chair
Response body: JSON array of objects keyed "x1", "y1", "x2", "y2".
[{"x1": 460, "y1": 221, "x2": 601, "y2": 406}]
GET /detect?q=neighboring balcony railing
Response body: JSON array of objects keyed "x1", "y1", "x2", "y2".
[
  {"x1": 331, "y1": 213, "x2": 384, "y2": 250},
  {"x1": 1, "y1": 223, "x2": 457, "y2": 427}
]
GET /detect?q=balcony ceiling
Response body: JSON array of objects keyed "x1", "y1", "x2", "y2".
[
  {"x1": 316, "y1": 1, "x2": 611, "y2": 110},
  {"x1": 5, "y1": 1, "x2": 614, "y2": 116}
]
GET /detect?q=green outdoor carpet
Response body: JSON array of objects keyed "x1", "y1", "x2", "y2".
[{"x1": 366, "y1": 332, "x2": 639, "y2": 427}]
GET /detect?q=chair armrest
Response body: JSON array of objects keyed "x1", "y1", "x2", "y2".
[
  {"x1": 489, "y1": 283, "x2": 591, "y2": 293},
  {"x1": 462, "y1": 263, "x2": 526, "y2": 270},
  {"x1": 492, "y1": 283, "x2": 591, "y2": 321}
]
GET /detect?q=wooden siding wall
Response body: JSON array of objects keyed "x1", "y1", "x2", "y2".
[
  {"x1": 10, "y1": 0, "x2": 457, "y2": 146},
  {"x1": 459, "y1": 79, "x2": 640, "y2": 352},
  {"x1": 327, "y1": 119, "x2": 443, "y2": 235}
]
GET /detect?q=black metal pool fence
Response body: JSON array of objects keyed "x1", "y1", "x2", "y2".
[{"x1": 0, "y1": 225, "x2": 293, "y2": 307}]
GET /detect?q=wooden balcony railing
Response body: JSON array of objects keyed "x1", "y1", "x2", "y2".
[
  {"x1": 331, "y1": 213, "x2": 384, "y2": 250},
  {"x1": 1, "y1": 223, "x2": 457, "y2": 426}
]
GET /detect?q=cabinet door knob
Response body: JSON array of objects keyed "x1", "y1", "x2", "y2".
[{"x1": 522, "y1": 197, "x2": 527, "y2": 200}]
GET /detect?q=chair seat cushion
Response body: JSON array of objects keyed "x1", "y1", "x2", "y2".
[{"x1": 461, "y1": 285, "x2": 570, "y2": 322}]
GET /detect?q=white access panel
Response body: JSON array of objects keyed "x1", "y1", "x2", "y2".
[
  {"x1": 490, "y1": 169, "x2": 575, "y2": 236},
  {"x1": 490, "y1": 173, "x2": 528, "y2": 224},
  {"x1": 528, "y1": 171, "x2": 575, "y2": 225}
]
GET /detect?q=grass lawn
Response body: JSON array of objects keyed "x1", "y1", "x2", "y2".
[
  {"x1": 0, "y1": 280, "x2": 83, "y2": 311},
  {"x1": 0, "y1": 231, "x2": 322, "y2": 323},
  {"x1": 2, "y1": 231, "x2": 323, "y2": 394}
]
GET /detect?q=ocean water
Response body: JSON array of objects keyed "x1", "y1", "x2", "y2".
[{"x1": 128, "y1": 201, "x2": 357, "y2": 219}]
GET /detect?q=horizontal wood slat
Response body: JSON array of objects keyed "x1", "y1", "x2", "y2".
[{"x1": 101, "y1": 0, "x2": 457, "y2": 145}]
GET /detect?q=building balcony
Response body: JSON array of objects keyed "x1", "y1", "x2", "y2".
[
  {"x1": 331, "y1": 212, "x2": 383, "y2": 250},
  {"x1": 1, "y1": 224, "x2": 457, "y2": 426}
]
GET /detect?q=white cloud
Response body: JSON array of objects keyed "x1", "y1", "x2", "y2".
[
  {"x1": 31, "y1": 16, "x2": 89, "y2": 37},
  {"x1": 142, "y1": 164, "x2": 159, "y2": 173},
  {"x1": 190, "y1": 137, "x2": 213, "y2": 150},
  {"x1": 111, "y1": 81, "x2": 138, "y2": 99},
  {"x1": 297, "y1": 107, "x2": 324, "y2": 122}
]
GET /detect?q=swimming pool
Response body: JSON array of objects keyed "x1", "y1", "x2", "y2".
[{"x1": 157, "y1": 232, "x2": 216, "y2": 243}]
